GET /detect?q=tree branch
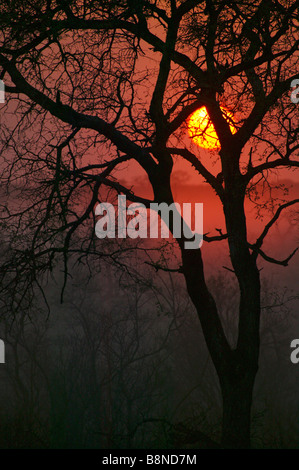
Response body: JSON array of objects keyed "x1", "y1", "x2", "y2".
[
  {"x1": 167, "y1": 147, "x2": 224, "y2": 198},
  {"x1": 253, "y1": 199, "x2": 299, "y2": 255},
  {"x1": 0, "y1": 53, "x2": 157, "y2": 178}
]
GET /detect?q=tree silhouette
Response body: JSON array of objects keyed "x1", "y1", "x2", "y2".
[{"x1": 0, "y1": 0, "x2": 298, "y2": 448}]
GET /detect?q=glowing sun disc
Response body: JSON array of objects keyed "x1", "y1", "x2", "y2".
[{"x1": 188, "y1": 106, "x2": 236, "y2": 150}]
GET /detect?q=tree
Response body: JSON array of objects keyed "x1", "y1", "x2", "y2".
[{"x1": 0, "y1": 0, "x2": 298, "y2": 448}]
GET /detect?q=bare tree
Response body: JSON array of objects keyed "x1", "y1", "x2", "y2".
[{"x1": 0, "y1": 0, "x2": 298, "y2": 448}]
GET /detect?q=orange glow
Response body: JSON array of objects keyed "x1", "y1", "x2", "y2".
[{"x1": 188, "y1": 106, "x2": 236, "y2": 149}]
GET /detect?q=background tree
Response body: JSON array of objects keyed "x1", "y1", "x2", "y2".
[{"x1": 0, "y1": 0, "x2": 298, "y2": 448}]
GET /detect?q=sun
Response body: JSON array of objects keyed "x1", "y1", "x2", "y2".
[{"x1": 188, "y1": 106, "x2": 236, "y2": 150}]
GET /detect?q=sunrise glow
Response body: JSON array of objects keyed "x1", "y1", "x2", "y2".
[{"x1": 188, "y1": 106, "x2": 236, "y2": 150}]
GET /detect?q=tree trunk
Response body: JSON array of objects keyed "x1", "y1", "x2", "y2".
[
  {"x1": 152, "y1": 168, "x2": 261, "y2": 449},
  {"x1": 220, "y1": 367, "x2": 257, "y2": 448}
]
